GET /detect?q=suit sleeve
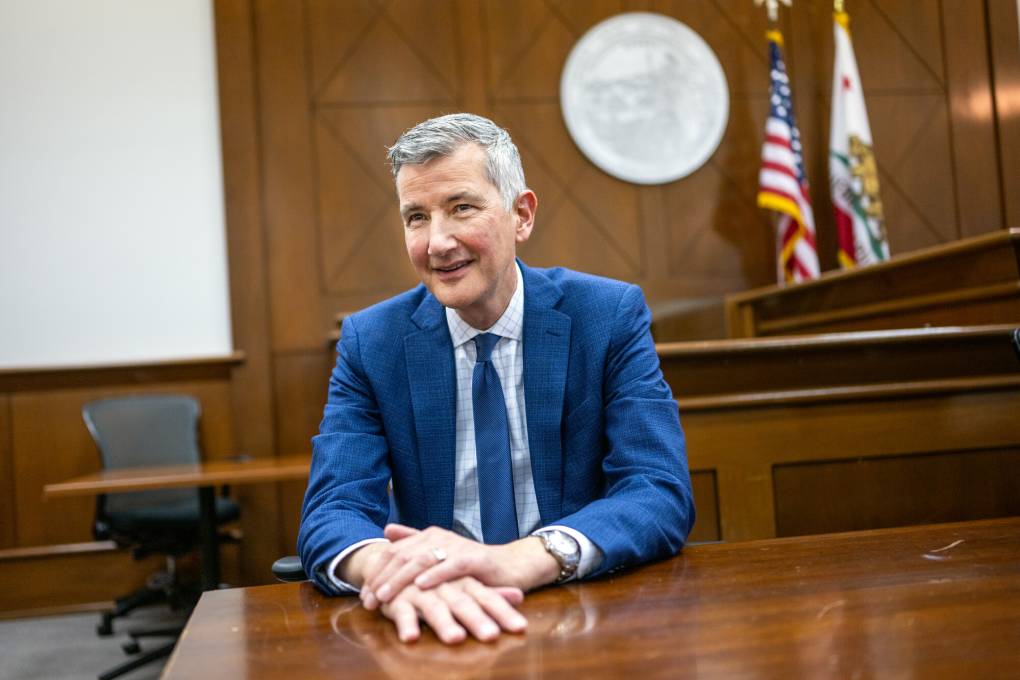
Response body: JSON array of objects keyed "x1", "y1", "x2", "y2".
[
  {"x1": 297, "y1": 315, "x2": 391, "y2": 595},
  {"x1": 553, "y1": 284, "x2": 695, "y2": 576}
]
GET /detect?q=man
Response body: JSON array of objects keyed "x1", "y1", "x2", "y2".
[{"x1": 299, "y1": 113, "x2": 694, "y2": 645}]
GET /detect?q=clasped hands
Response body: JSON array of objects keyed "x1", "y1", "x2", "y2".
[{"x1": 343, "y1": 524, "x2": 560, "y2": 645}]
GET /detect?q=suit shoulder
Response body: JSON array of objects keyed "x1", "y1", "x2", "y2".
[
  {"x1": 343, "y1": 285, "x2": 427, "y2": 339},
  {"x1": 536, "y1": 266, "x2": 639, "y2": 309}
]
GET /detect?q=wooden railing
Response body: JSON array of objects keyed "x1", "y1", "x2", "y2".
[
  {"x1": 725, "y1": 229, "x2": 1020, "y2": 338},
  {"x1": 664, "y1": 324, "x2": 1020, "y2": 542}
]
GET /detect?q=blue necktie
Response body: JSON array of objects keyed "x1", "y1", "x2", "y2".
[{"x1": 472, "y1": 333, "x2": 519, "y2": 544}]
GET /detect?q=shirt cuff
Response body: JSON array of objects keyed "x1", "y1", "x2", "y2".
[
  {"x1": 534, "y1": 525, "x2": 603, "y2": 581},
  {"x1": 323, "y1": 538, "x2": 390, "y2": 593}
]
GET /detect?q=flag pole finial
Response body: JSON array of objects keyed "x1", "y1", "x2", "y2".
[
  {"x1": 834, "y1": 0, "x2": 845, "y2": 13},
  {"x1": 755, "y1": 0, "x2": 792, "y2": 23}
]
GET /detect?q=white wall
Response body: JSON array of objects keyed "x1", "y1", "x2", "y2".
[{"x1": 0, "y1": 0, "x2": 232, "y2": 368}]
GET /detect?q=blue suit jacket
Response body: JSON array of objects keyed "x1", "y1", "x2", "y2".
[{"x1": 299, "y1": 262, "x2": 694, "y2": 594}]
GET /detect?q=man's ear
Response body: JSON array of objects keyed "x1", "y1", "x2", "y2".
[{"x1": 514, "y1": 190, "x2": 537, "y2": 244}]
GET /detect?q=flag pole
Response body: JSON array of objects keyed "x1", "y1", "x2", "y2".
[
  {"x1": 754, "y1": 0, "x2": 791, "y2": 24},
  {"x1": 754, "y1": 0, "x2": 821, "y2": 285}
]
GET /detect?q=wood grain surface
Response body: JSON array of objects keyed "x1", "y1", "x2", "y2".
[
  {"x1": 164, "y1": 518, "x2": 1020, "y2": 679},
  {"x1": 725, "y1": 229, "x2": 1020, "y2": 338},
  {"x1": 42, "y1": 455, "x2": 311, "y2": 498}
]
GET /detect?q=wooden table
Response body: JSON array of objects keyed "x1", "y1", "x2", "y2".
[
  {"x1": 163, "y1": 518, "x2": 1020, "y2": 679},
  {"x1": 43, "y1": 455, "x2": 311, "y2": 590}
]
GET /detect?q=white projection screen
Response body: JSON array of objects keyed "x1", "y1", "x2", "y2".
[{"x1": 0, "y1": 1, "x2": 232, "y2": 369}]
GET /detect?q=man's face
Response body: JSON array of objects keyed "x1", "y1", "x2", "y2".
[{"x1": 397, "y1": 143, "x2": 536, "y2": 329}]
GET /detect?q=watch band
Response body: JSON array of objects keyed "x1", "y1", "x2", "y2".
[{"x1": 538, "y1": 530, "x2": 580, "y2": 583}]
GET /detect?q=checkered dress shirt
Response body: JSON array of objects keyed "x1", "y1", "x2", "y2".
[{"x1": 327, "y1": 265, "x2": 600, "y2": 591}]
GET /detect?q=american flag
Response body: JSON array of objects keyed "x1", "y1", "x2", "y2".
[{"x1": 757, "y1": 29, "x2": 820, "y2": 284}]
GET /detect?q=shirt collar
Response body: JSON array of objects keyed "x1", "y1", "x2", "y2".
[{"x1": 446, "y1": 263, "x2": 524, "y2": 348}]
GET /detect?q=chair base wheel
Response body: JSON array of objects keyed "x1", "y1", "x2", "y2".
[{"x1": 122, "y1": 641, "x2": 141, "y2": 655}]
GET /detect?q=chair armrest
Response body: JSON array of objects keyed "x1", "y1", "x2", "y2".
[{"x1": 272, "y1": 555, "x2": 307, "y2": 582}]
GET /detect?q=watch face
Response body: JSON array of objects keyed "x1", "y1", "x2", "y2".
[{"x1": 548, "y1": 531, "x2": 580, "y2": 566}]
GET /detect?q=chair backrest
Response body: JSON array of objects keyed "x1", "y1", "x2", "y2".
[{"x1": 82, "y1": 395, "x2": 203, "y2": 515}]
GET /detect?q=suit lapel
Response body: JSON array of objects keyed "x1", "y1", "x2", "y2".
[
  {"x1": 405, "y1": 295, "x2": 457, "y2": 529},
  {"x1": 520, "y1": 263, "x2": 571, "y2": 525}
]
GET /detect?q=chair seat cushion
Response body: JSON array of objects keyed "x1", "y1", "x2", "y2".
[{"x1": 106, "y1": 497, "x2": 240, "y2": 533}]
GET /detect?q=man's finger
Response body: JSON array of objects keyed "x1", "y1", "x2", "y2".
[
  {"x1": 374, "y1": 550, "x2": 441, "y2": 604},
  {"x1": 363, "y1": 534, "x2": 430, "y2": 603},
  {"x1": 414, "y1": 589, "x2": 467, "y2": 645},
  {"x1": 384, "y1": 523, "x2": 420, "y2": 541},
  {"x1": 385, "y1": 598, "x2": 421, "y2": 643},
  {"x1": 436, "y1": 582, "x2": 501, "y2": 642},
  {"x1": 413, "y1": 553, "x2": 474, "y2": 590},
  {"x1": 492, "y1": 586, "x2": 525, "y2": 606},
  {"x1": 465, "y1": 579, "x2": 528, "y2": 633}
]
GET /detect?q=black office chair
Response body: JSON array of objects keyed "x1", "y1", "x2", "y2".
[{"x1": 83, "y1": 394, "x2": 240, "y2": 680}]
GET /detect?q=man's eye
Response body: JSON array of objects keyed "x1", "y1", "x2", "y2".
[
  {"x1": 406, "y1": 214, "x2": 425, "y2": 226},
  {"x1": 454, "y1": 204, "x2": 473, "y2": 213}
]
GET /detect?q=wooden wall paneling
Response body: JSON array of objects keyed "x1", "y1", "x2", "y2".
[
  {"x1": 255, "y1": 0, "x2": 324, "y2": 351},
  {"x1": 485, "y1": 0, "x2": 646, "y2": 285},
  {"x1": 453, "y1": 0, "x2": 488, "y2": 113},
  {"x1": 214, "y1": 0, "x2": 283, "y2": 583},
  {"x1": 221, "y1": 1, "x2": 1020, "y2": 569},
  {"x1": 682, "y1": 388, "x2": 1020, "y2": 540},
  {"x1": 272, "y1": 351, "x2": 335, "y2": 551},
  {"x1": 988, "y1": 0, "x2": 1020, "y2": 228},
  {"x1": 688, "y1": 469, "x2": 720, "y2": 543},
  {"x1": 304, "y1": 0, "x2": 464, "y2": 321},
  {"x1": 941, "y1": 0, "x2": 1002, "y2": 237},
  {"x1": 773, "y1": 447, "x2": 1020, "y2": 537},
  {"x1": 0, "y1": 396, "x2": 14, "y2": 548},
  {"x1": 0, "y1": 543, "x2": 164, "y2": 616},
  {"x1": 658, "y1": 0, "x2": 774, "y2": 290},
  {"x1": 790, "y1": 0, "x2": 962, "y2": 264},
  {"x1": 11, "y1": 382, "x2": 235, "y2": 548}
]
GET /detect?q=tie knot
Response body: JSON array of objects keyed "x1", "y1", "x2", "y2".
[{"x1": 474, "y1": 333, "x2": 500, "y2": 362}]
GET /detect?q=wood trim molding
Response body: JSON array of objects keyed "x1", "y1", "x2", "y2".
[
  {"x1": 658, "y1": 323, "x2": 1020, "y2": 356},
  {"x1": 725, "y1": 228, "x2": 1020, "y2": 305},
  {"x1": 0, "y1": 601, "x2": 113, "y2": 621},
  {"x1": 0, "y1": 353, "x2": 245, "y2": 393},
  {"x1": 679, "y1": 375, "x2": 1020, "y2": 411},
  {"x1": 0, "y1": 541, "x2": 119, "y2": 562},
  {"x1": 756, "y1": 282, "x2": 1020, "y2": 335}
]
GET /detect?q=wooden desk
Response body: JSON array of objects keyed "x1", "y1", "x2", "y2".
[
  {"x1": 164, "y1": 518, "x2": 1020, "y2": 679},
  {"x1": 43, "y1": 455, "x2": 311, "y2": 590}
]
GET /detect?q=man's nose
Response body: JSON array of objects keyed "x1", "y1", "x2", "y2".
[{"x1": 427, "y1": 216, "x2": 457, "y2": 256}]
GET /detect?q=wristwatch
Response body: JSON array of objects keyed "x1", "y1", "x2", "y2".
[{"x1": 537, "y1": 530, "x2": 581, "y2": 583}]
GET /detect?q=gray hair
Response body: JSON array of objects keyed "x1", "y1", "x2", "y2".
[{"x1": 387, "y1": 113, "x2": 527, "y2": 212}]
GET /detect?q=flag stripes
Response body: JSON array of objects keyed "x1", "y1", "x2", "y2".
[{"x1": 757, "y1": 30, "x2": 819, "y2": 285}]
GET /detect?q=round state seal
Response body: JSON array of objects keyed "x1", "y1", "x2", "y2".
[{"x1": 560, "y1": 13, "x2": 730, "y2": 185}]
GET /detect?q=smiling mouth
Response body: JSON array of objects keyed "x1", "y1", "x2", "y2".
[{"x1": 433, "y1": 261, "x2": 471, "y2": 273}]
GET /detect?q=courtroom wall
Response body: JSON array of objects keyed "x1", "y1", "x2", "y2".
[{"x1": 214, "y1": 0, "x2": 1020, "y2": 554}]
